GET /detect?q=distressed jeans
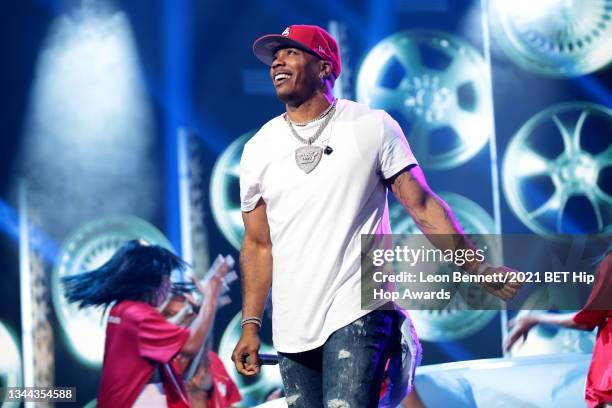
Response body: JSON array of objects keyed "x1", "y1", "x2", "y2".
[{"x1": 278, "y1": 309, "x2": 400, "y2": 408}]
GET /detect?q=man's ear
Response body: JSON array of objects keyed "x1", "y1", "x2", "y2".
[{"x1": 319, "y1": 61, "x2": 332, "y2": 78}]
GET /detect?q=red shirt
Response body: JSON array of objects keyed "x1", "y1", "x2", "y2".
[
  {"x1": 573, "y1": 255, "x2": 612, "y2": 408},
  {"x1": 97, "y1": 300, "x2": 191, "y2": 408},
  {"x1": 207, "y1": 350, "x2": 242, "y2": 408}
]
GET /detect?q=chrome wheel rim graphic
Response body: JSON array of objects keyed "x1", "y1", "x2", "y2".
[
  {"x1": 490, "y1": 0, "x2": 612, "y2": 76},
  {"x1": 0, "y1": 322, "x2": 22, "y2": 408},
  {"x1": 357, "y1": 30, "x2": 491, "y2": 170},
  {"x1": 210, "y1": 132, "x2": 255, "y2": 250},
  {"x1": 502, "y1": 102, "x2": 612, "y2": 236}
]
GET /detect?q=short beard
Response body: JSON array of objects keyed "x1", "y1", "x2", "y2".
[
  {"x1": 276, "y1": 90, "x2": 301, "y2": 106},
  {"x1": 276, "y1": 75, "x2": 321, "y2": 107}
]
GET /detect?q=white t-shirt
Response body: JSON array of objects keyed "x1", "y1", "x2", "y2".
[{"x1": 239, "y1": 99, "x2": 418, "y2": 353}]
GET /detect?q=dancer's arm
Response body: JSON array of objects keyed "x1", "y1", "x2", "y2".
[
  {"x1": 181, "y1": 274, "x2": 223, "y2": 356},
  {"x1": 504, "y1": 312, "x2": 591, "y2": 351}
]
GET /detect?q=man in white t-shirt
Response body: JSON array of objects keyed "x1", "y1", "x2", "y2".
[{"x1": 231, "y1": 25, "x2": 521, "y2": 407}]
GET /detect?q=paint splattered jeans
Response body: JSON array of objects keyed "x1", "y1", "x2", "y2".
[{"x1": 277, "y1": 309, "x2": 400, "y2": 408}]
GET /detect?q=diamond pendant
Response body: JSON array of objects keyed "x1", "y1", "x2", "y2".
[{"x1": 295, "y1": 145, "x2": 323, "y2": 174}]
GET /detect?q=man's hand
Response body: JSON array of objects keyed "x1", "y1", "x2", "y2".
[
  {"x1": 231, "y1": 326, "x2": 261, "y2": 376},
  {"x1": 480, "y1": 265, "x2": 522, "y2": 301},
  {"x1": 504, "y1": 314, "x2": 538, "y2": 351}
]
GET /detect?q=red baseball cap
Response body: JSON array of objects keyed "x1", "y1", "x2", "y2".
[{"x1": 253, "y1": 25, "x2": 342, "y2": 78}]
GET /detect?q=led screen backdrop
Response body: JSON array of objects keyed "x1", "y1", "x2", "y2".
[{"x1": 1, "y1": 0, "x2": 610, "y2": 405}]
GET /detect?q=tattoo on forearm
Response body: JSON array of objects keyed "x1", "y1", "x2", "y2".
[
  {"x1": 389, "y1": 171, "x2": 445, "y2": 231},
  {"x1": 388, "y1": 169, "x2": 460, "y2": 234},
  {"x1": 390, "y1": 172, "x2": 417, "y2": 210},
  {"x1": 413, "y1": 216, "x2": 437, "y2": 230}
]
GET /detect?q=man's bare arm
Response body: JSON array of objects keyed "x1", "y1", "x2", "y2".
[
  {"x1": 387, "y1": 165, "x2": 462, "y2": 236},
  {"x1": 232, "y1": 198, "x2": 272, "y2": 376},
  {"x1": 387, "y1": 165, "x2": 521, "y2": 300},
  {"x1": 239, "y1": 198, "x2": 273, "y2": 323}
]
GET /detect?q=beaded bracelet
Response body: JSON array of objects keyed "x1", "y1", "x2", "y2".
[{"x1": 241, "y1": 316, "x2": 262, "y2": 329}]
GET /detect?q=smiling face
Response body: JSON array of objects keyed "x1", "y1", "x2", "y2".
[{"x1": 270, "y1": 47, "x2": 325, "y2": 105}]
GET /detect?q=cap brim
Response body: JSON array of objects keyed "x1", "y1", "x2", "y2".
[{"x1": 252, "y1": 34, "x2": 318, "y2": 66}]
